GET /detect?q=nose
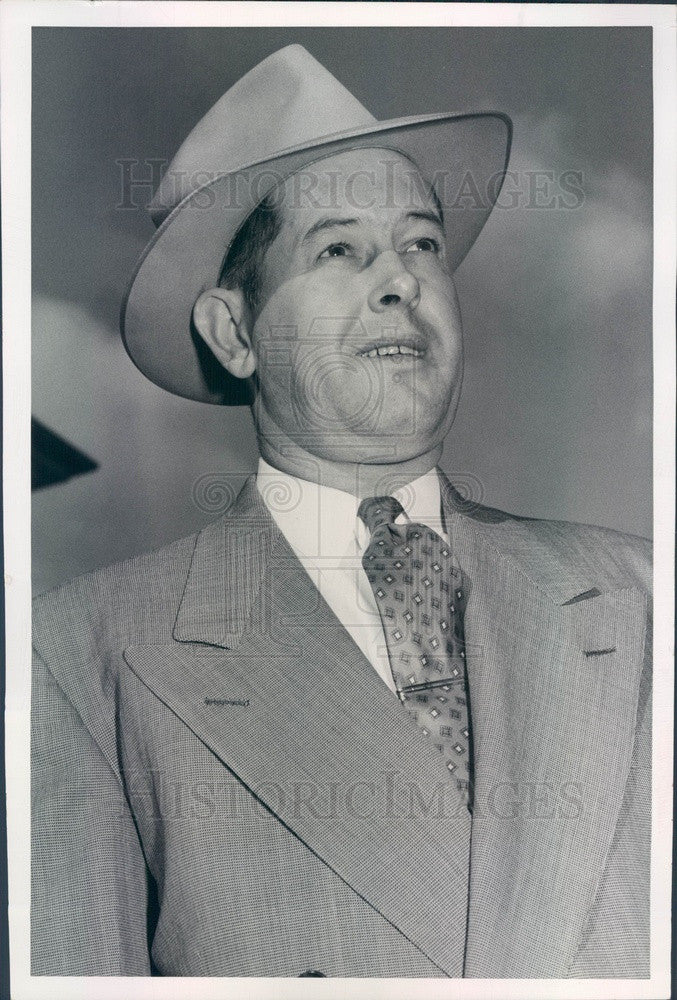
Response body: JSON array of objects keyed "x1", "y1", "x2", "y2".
[{"x1": 367, "y1": 252, "x2": 421, "y2": 314}]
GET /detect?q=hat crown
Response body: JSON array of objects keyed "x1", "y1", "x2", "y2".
[{"x1": 150, "y1": 45, "x2": 375, "y2": 225}]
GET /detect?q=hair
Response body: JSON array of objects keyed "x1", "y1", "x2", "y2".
[{"x1": 217, "y1": 193, "x2": 282, "y2": 316}]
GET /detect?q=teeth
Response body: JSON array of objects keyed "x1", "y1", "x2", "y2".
[{"x1": 360, "y1": 344, "x2": 423, "y2": 358}]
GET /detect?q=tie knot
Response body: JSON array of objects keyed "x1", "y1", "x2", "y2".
[{"x1": 357, "y1": 495, "x2": 405, "y2": 534}]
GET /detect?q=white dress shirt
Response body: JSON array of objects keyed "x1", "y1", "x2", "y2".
[{"x1": 256, "y1": 457, "x2": 450, "y2": 695}]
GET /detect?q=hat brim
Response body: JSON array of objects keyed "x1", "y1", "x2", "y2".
[{"x1": 121, "y1": 111, "x2": 512, "y2": 405}]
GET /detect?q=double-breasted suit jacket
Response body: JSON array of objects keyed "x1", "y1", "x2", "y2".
[{"x1": 31, "y1": 472, "x2": 651, "y2": 977}]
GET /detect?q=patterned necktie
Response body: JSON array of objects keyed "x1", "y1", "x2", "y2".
[{"x1": 358, "y1": 495, "x2": 473, "y2": 801}]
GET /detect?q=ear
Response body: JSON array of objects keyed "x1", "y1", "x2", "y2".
[{"x1": 192, "y1": 287, "x2": 257, "y2": 380}]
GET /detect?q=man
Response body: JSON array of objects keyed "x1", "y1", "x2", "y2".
[{"x1": 32, "y1": 45, "x2": 651, "y2": 978}]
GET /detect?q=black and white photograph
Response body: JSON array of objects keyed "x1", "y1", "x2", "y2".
[{"x1": 2, "y1": 3, "x2": 674, "y2": 997}]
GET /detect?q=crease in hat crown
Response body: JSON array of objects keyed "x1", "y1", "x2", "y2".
[{"x1": 149, "y1": 45, "x2": 377, "y2": 226}]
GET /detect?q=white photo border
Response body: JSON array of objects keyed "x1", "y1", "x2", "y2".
[{"x1": 2, "y1": 3, "x2": 674, "y2": 999}]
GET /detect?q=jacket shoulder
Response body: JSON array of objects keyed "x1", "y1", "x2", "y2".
[
  {"x1": 520, "y1": 515, "x2": 652, "y2": 595},
  {"x1": 456, "y1": 487, "x2": 652, "y2": 599},
  {"x1": 32, "y1": 529, "x2": 200, "y2": 663},
  {"x1": 32, "y1": 528, "x2": 208, "y2": 775}
]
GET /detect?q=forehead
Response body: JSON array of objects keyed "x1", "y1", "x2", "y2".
[{"x1": 273, "y1": 148, "x2": 439, "y2": 233}]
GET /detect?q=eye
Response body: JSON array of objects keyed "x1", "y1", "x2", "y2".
[
  {"x1": 405, "y1": 237, "x2": 440, "y2": 253},
  {"x1": 318, "y1": 242, "x2": 351, "y2": 259}
]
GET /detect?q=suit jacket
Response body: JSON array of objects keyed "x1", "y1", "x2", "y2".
[{"x1": 31, "y1": 472, "x2": 652, "y2": 978}]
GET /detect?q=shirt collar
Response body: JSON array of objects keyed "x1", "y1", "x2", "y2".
[{"x1": 256, "y1": 457, "x2": 447, "y2": 558}]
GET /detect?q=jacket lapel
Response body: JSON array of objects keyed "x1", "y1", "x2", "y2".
[
  {"x1": 124, "y1": 478, "x2": 471, "y2": 977},
  {"x1": 439, "y1": 474, "x2": 648, "y2": 976}
]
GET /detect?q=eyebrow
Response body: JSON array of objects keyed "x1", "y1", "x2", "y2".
[
  {"x1": 300, "y1": 216, "x2": 359, "y2": 244},
  {"x1": 299, "y1": 208, "x2": 444, "y2": 245},
  {"x1": 408, "y1": 208, "x2": 444, "y2": 229}
]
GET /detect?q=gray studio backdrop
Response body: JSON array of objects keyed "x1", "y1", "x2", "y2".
[{"x1": 32, "y1": 27, "x2": 653, "y2": 595}]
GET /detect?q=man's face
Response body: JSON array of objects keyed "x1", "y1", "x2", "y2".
[{"x1": 250, "y1": 148, "x2": 463, "y2": 464}]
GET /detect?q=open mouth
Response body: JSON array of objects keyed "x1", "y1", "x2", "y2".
[{"x1": 357, "y1": 342, "x2": 425, "y2": 359}]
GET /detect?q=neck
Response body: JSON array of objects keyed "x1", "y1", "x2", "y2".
[{"x1": 256, "y1": 426, "x2": 442, "y2": 498}]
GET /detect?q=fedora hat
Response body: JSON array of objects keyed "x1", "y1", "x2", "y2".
[{"x1": 121, "y1": 44, "x2": 512, "y2": 405}]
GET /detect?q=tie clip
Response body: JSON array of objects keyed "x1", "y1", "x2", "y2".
[{"x1": 397, "y1": 677, "x2": 460, "y2": 702}]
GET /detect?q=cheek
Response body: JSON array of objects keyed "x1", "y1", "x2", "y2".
[
  {"x1": 428, "y1": 284, "x2": 463, "y2": 367},
  {"x1": 252, "y1": 277, "x2": 370, "y2": 426},
  {"x1": 255, "y1": 272, "x2": 359, "y2": 345},
  {"x1": 254, "y1": 274, "x2": 361, "y2": 375},
  {"x1": 429, "y1": 273, "x2": 462, "y2": 326}
]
